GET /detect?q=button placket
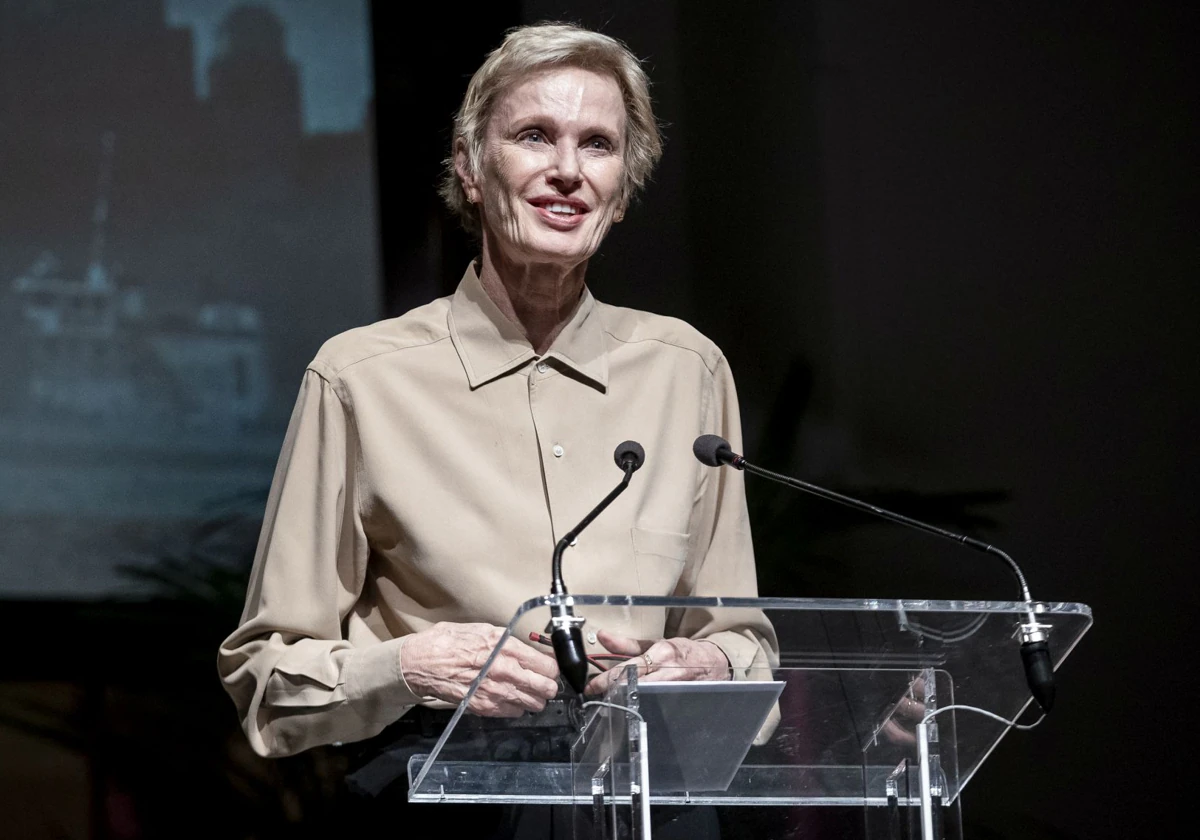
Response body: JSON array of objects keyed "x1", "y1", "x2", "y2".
[
  {"x1": 528, "y1": 363, "x2": 569, "y2": 542},
  {"x1": 543, "y1": 362, "x2": 563, "y2": 459},
  {"x1": 526, "y1": 367, "x2": 557, "y2": 536}
]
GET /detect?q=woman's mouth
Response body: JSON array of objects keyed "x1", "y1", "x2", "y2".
[
  {"x1": 529, "y1": 198, "x2": 589, "y2": 228},
  {"x1": 543, "y1": 202, "x2": 582, "y2": 216}
]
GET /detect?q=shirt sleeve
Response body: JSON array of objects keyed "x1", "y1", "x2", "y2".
[
  {"x1": 668, "y1": 353, "x2": 780, "y2": 682},
  {"x1": 217, "y1": 368, "x2": 422, "y2": 758}
]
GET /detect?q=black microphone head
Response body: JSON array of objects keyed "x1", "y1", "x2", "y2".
[
  {"x1": 693, "y1": 434, "x2": 733, "y2": 467},
  {"x1": 553, "y1": 625, "x2": 589, "y2": 695},
  {"x1": 1021, "y1": 639, "x2": 1056, "y2": 713},
  {"x1": 614, "y1": 440, "x2": 645, "y2": 472}
]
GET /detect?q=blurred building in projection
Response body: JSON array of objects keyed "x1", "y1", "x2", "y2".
[{"x1": 0, "y1": 0, "x2": 379, "y2": 595}]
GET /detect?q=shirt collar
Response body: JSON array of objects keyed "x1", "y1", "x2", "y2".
[{"x1": 448, "y1": 263, "x2": 609, "y2": 391}]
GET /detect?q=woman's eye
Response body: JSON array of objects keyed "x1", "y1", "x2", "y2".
[
  {"x1": 520, "y1": 131, "x2": 545, "y2": 144},
  {"x1": 586, "y1": 137, "x2": 613, "y2": 152}
]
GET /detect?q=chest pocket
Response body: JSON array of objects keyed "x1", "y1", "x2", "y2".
[
  {"x1": 631, "y1": 526, "x2": 690, "y2": 596},
  {"x1": 568, "y1": 526, "x2": 691, "y2": 641}
]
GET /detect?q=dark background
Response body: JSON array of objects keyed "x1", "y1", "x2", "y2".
[{"x1": 3, "y1": 1, "x2": 1196, "y2": 838}]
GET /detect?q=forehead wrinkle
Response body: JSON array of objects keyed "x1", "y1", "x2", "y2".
[
  {"x1": 563, "y1": 76, "x2": 585, "y2": 121},
  {"x1": 517, "y1": 71, "x2": 587, "y2": 122},
  {"x1": 489, "y1": 69, "x2": 624, "y2": 137}
]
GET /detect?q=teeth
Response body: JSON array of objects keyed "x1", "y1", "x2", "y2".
[{"x1": 546, "y1": 203, "x2": 579, "y2": 215}]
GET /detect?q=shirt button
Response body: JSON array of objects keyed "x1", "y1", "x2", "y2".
[
  {"x1": 536, "y1": 362, "x2": 548, "y2": 374},
  {"x1": 552, "y1": 444, "x2": 564, "y2": 458},
  {"x1": 586, "y1": 631, "x2": 598, "y2": 645}
]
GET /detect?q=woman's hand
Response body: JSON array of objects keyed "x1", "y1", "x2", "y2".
[
  {"x1": 400, "y1": 622, "x2": 560, "y2": 717},
  {"x1": 878, "y1": 676, "x2": 929, "y2": 747},
  {"x1": 584, "y1": 629, "x2": 731, "y2": 697}
]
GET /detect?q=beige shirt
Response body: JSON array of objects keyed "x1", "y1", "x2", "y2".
[{"x1": 219, "y1": 265, "x2": 777, "y2": 757}]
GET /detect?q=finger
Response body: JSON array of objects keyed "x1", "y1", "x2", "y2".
[
  {"x1": 473, "y1": 676, "x2": 549, "y2": 715},
  {"x1": 503, "y1": 637, "x2": 562, "y2": 683},
  {"x1": 584, "y1": 670, "x2": 617, "y2": 696},
  {"x1": 516, "y1": 666, "x2": 560, "y2": 700},
  {"x1": 498, "y1": 687, "x2": 549, "y2": 713},
  {"x1": 496, "y1": 649, "x2": 559, "y2": 699},
  {"x1": 584, "y1": 661, "x2": 632, "y2": 696},
  {"x1": 639, "y1": 642, "x2": 685, "y2": 681},
  {"x1": 584, "y1": 665, "x2": 671, "y2": 697},
  {"x1": 491, "y1": 654, "x2": 559, "y2": 701},
  {"x1": 469, "y1": 695, "x2": 534, "y2": 718},
  {"x1": 630, "y1": 640, "x2": 682, "y2": 679},
  {"x1": 896, "y1": 695, "x2": 927, "y2": 722},
  {"x1": 583, "y1": 658, "x2": 646, "y2": 697},
  {"x1": 880, "y1": 719, "x2": 917, "y2": 747},
  {"x1": 596, "y1": 628, "x2": 653, "y2": 656}
]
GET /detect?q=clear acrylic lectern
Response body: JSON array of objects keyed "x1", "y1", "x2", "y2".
[{"x1": 404, "y1": 594, "x2": 1091, "y2": 839}]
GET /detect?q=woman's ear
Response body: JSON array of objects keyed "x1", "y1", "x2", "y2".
[
  {"x1": 613, "y1": 186, "x2": 629, "y2": 223},
  {"x1": 454, "y1": 139, "x2": 482, "y2": 205}
]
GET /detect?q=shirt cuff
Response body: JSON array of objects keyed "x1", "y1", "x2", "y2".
[
  {"x1": 698, "y1": 631, "x2": 780, "y2": 744},
  {"x1": 342, "y1": 636, "x2": 425, "y2": 715},
  {"x1": 702, "y1": 630, "x2": 771, "y2": 681}
]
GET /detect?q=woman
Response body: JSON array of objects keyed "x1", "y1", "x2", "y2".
[{"x1": 219, "y1": 22, "x2": 775, "y2": 766}]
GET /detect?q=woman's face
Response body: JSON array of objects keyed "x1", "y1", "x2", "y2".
[{"x1": 460, "y1": 66, "x2": 627, "y2": 270}]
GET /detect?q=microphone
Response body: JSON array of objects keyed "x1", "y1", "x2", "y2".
[
  {"x1": 615, "y1": 440, "x2": 646, "y2": 472},
  {"x1": 693, "y1": 434, "x2": 739, "y2": 468},
  {"x1": 550, "y1": 440, "x2": 645, "y2": 694},
  {"x1": 693, "y1": 434, "x2": 1056, "y2": 712}
]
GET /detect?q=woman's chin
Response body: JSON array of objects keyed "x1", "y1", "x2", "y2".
[{"x1": 494, "y1": 234, "x2": 602, "y2": 270}]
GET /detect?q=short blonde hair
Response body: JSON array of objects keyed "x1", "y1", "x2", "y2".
[{"x1": 439, "y1": 22, "x2": 663, "y2": 234}]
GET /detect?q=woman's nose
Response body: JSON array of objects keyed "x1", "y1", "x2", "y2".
[{"x1": 549, "y1": 142, "x2": 582, "y2": 186}]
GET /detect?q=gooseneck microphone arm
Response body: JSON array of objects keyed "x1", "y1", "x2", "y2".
[
  {"x1": 551, "y1": 469, "x2": 634, "y2": 598},
  {"x1": 696, "y1": 436, "x2": 1034, "y2": 600},
  {"x1": 550, "y1": 440, "x2": 645, "y2": 694},
  {"x1": 692, "y1": 434, "x2": 1055, "y2": 712}
]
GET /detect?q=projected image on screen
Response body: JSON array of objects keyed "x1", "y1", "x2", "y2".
[{"x1": 0, "y1": 0, "x2": 379, "y2": 596}]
